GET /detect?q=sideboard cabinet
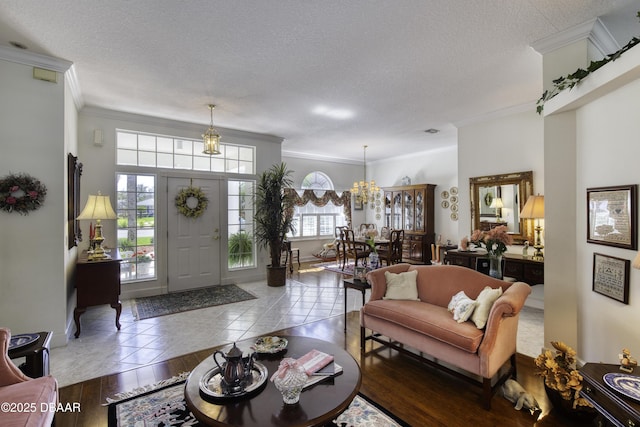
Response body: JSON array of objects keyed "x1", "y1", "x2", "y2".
[
  {"x1": 444, "y1": 249, "x2": 544, "y2": 284},
  {"x1": 383, "y1": 184, "x2": 435, "y2": 264}
]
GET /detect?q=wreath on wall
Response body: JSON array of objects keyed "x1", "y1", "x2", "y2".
[
  {"x1": 0, "y1": 173, "x2": 48, "y2": 215},
  {"x1": 175, "y1": 185, "x2": 208, "y2": 218}
]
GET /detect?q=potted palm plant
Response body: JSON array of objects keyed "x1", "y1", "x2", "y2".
[{"x1": 254, "y1": 163, "x2": 295, "y2": 287}]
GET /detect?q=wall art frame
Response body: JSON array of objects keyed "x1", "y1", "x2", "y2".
[
  {"x1": 587, "y1": 184, "x2": 637, "y2": 250},
  {"x1": 68, "y1": 153, "x2": 83, "y2": 249},
  {"x1": 592, "y1": 252, "x2": 630, "y2": 304}
]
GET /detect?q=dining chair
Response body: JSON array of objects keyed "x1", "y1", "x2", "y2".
[
  {"x1": 342, "y1": 228, "x2": 371, "y2": 270},
  {"x1": 378, "y1": 229, "x2": 404, "y2": 266},
  {"x1": 358, "y1": 223, "x2": 377, "y2": 236},
  {"x1": 334, "y1": 226, "x2": 348, "y2": 266}
]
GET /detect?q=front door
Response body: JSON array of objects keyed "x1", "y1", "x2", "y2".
[{"x1": 167, "y1": 177, "x2": 221, "y2": 292}]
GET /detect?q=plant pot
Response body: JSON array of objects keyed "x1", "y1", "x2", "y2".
[
  {"x1": 267, "y1": 265, "x2": 287, "y2": 287},
  {"x1": 544, "y1": 385, "x2": 597, "y2": 422}
]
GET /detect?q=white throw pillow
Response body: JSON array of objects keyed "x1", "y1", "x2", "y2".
[
  {"x1": 471, "y1": 286, "x2": 503, "y2": 329},
  {"x1": 448, "y1": 290, "x2": 468, "y2": 312},
  {"x1": 383, "y1": 270, "x2": 420, "y2": 300},
  {"x1": 449, "y1": 292, "x2": 477, "y2": 323}
]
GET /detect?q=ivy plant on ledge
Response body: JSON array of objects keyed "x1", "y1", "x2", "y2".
[{"x1": 536, "y1": 11, "x2": 640, "y2": 114}]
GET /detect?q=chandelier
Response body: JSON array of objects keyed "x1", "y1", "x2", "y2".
[
  {"x1": 202, "y1": 104, "x2": 221, "y2": 155},
  {"x1": 350, "y1": 145, "x2": 379, "y2": 205}
]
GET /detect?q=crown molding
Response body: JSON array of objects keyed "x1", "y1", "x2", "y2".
[
  {"x1": 453, "y1": 101, "x2": 537, "y2": 128},
  {"x1": 0, "y1": 45, "x2": 72, "y2": 72},
  {"x1": 531, "y1": 18, "x2": 620, "y2": 57},
  {"x1": 281, "y1": 150, "x2": 362, "y2": 165}
]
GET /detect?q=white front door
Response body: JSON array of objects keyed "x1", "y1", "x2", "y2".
[{"x1": 167, "y1": 177, "x2": 221, "y2": 292}]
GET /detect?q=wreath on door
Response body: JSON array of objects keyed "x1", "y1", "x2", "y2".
[
  {"x1": 0, "y1": 173, "x2": 48, "y2": 215},
  {"x1": 175, "y1": 186, "x2": 208, "y2": 218}
]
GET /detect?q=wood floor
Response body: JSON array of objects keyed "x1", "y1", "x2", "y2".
[{"x1": 57, "y1": 268, "x2": 583, "y2": 427}]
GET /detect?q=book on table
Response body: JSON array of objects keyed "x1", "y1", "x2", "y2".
[{"x1": 297, "y1": 349, "x2": 343, "y2": 389}]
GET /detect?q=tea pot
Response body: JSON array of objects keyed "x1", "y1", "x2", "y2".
[{"x1": 213, "y1": 343, "x2": 256, "y2": 394}]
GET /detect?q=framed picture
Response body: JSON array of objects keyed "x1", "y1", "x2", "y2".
[
  {"x1": 592, "y1": 253, "x2": 630, "y2": 304},
  {"x1": 587, "y1": 185, "x2": 637, "y2": 250},
  {"x1": 354, "y1": 266, "x2": 367, "y2": 282},
  {"x1": 354, "y1": 195, "x2": 363, "y2": 211},
  {"x1": 67, "y1": 153, "x2": 83, "y2": 249}
]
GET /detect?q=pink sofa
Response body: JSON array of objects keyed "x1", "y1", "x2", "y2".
[
  {"x1": 360, "y1": 264, "x2": 531, "y2": 409},
  {"x1": 0, "y1": 328, "x2": 58, "y2": 426}
]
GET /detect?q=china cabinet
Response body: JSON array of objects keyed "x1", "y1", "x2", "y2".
[{"x1": 383, "y1": 184, "x2": 435, "y2": 263}]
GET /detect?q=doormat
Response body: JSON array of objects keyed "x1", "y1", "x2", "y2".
[
  {"x1": 107, "y1": 374, "x2": 410, "y2": 427},
  {"x1": 132, "y1": 285, "x2": 257, "y2": 320}
]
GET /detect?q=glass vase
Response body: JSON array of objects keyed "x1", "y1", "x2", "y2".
[{"x1": 488, "y1": 253, "x2": 503, "y2": 280}]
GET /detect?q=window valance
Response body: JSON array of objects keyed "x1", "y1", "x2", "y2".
[{"x1": 284, "y1": 189, "x2": 352, "y2": 228}]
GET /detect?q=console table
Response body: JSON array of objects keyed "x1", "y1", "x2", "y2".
[
  {"x1": 443, "y1": 249, "x2": 544, "y2": 284},
  {"x1": 74, "y1": 251, "x2": 122, "y2": 337},
  {"x1": 580, "y1": 362, "x2": 640, "y2": 426}
]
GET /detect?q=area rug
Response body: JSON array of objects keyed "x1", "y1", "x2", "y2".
[
  {"x1": 313, "y1": 261, "x2": 355, "y2": 276},
  {"x1": 132, "y1": 285, "x2": 257, "y2": 320},
  {"x1": 107, "y1": 374, "x2": 409, "y2": 427}
]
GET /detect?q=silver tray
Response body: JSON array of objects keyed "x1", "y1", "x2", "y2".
[{"x1": 199, "y1": 361, "x2": 268, "y2": 400}]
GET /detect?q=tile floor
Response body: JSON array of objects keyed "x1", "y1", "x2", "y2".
[{"x1": 50, "y1": 267, "x2": 543, "y2": 388}]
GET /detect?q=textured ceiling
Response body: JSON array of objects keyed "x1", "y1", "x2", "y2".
[{"x1": 0, "y1": 0, "x2": 638, "y2": 162}]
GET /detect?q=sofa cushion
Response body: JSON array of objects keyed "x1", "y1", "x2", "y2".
[
  {"x1": 383, "y1": 270, "x2": 419, "y2": 300},
  {"x1": 448, "y1": 292, "x2": 477, "y2": 323},
  {"x1": 471, "y1": 286, "x2": 503, "y2": 329},
  {"x1": 362, "y1": 300, "x2": 485, "y2": 353}
]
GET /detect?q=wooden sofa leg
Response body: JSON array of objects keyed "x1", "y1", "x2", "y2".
[
  {"x1": 482, "y1": 378, "x2": 492, "y2": 410},
  {"x1": 360, "y1": 326, "x2": 365, "y2": 353},
  {"x1": 511, "y1": 353, "x2": 518, "y2": 379}
]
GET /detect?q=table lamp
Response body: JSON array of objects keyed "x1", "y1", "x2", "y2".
[
  {"x1": 77, "y1": 192, "x2": 117, "y2": 260},
  {"x1": 489, "y1": 197, "x2": 504, "y2": 221},
  {"x1": 520, "y1": 194, "x2": 545, "y2": 261}
]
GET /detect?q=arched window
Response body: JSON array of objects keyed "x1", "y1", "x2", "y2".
[{"x1": 289, "y1": 172, "x2": 348, "y2": 238}]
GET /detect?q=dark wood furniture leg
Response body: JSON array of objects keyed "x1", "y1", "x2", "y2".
[
  {"x1": 73, "y1": 307, "x2": 86, "y2": 338},
  {"x1": 111, "y1": 302, "x2": 122, "y2": 330}
]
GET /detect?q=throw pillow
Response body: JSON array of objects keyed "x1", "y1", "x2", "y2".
[
  {"x1": 449, "y1": 292, "x2": 477, "y2": 323},
  {"x1": 448, "y1": 290, "x2": 468, "y2": 312},
  {"x1": 383, "y1": 270, "x2": 419, "y2": 300},
  {"x1": 471, "y1": 286, "x2": 503, "y2": 329}
]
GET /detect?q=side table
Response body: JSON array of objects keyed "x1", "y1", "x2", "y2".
[
  {"x1": 75, "y1": 251, "x2": 122, "y2": 337},
  {"x1": 580, "y1": 362, "x2": 640, "y2": 426},
  {"x1": 8, "y1": 331, "x2": 52, "y2": 378},
  {"x1": 343, "y1": 277, "x2": 370, "y2": 332}
]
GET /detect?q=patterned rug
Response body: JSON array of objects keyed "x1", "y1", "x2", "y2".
[
  {"x1": 313, "y1": 261, "x2": 355, "y2": 276},
  {"x1": 132, "y1": 285, "x2": 257, "y2": 320},
  {"x1": 107, "y1": 374, "x2": 409, "y2": 427}
]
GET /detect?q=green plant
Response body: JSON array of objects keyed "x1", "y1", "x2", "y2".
[
  {"x1": 118, "y1": 238, "x2": 135, "y2": 252},
  {"x1": 228, "y1": 231, "x2": 253, "y2": 266},
  {"x1": 254, "y1": 163, "x2": 295, "y2": 269},
  {"x1": 536, "y1": 11, "x2": 640, "y2": 114}
]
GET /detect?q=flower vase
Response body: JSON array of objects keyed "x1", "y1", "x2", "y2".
[
  {"x1": 488, "y1": 254, "x2": 503, "y2": 280},
  {"x1": 368, "y1": 252, "x2": 379, "y2": 269}
]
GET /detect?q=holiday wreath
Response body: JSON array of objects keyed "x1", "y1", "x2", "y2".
[
  {"x1": 0, "y1": 173, "x2": 48, "y2": 215},
  {"x1": 175, "y1": 186, "x2": 208, "y2": 218}
]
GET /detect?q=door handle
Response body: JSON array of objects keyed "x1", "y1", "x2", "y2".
[{"x1": 213, "y1": 228, "x2": 220, "y2": 240}]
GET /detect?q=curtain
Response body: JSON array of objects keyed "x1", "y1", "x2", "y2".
[{"x1": 284, "y1": 189, "x2": 352, "y2": 229}]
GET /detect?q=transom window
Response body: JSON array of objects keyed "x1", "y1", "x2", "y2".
[{"x1": 116, "y1": 130, "x2": 255, "y2": 174}]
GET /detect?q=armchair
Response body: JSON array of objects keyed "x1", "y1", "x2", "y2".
[{"x1": 0, "y1": 328, "x2": 58, "y2": 426}]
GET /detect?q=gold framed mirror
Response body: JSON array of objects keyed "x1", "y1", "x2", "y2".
[{"x1": 469, "y1": 171, "x2": 534, "y2": 244}]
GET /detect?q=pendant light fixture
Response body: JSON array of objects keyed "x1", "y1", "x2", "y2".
[
  {"x1": 202, "y1": 104, "x2": 221, "y2": 155},
  {"x1": 350, "y1": 145, "x2": 379, "y2": 206}
]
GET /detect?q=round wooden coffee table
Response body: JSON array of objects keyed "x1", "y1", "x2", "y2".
[{"x1": 185, "y1": 336, "x2": 361, "y2": 427}]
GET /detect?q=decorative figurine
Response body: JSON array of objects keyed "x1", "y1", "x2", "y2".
[{"x1": 619, "y1": 348, "x2": 637, "y2": 373}]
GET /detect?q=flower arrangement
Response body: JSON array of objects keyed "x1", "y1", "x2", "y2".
[
  {"x1": 175, "y1": 186, "x2": 208, "y2": 218},
  {"x1": 469, "y1": 225, "x2": 513, "y2": 256},
  {"x1": 136, "y1": 249, "x2": 154, "y2": 263},
  {"x1": 534, "y1": 341, "x2": 592, "y2": 409},
  {"x1": 364, "y1": 229, "x2": 378, "y2": 253}
]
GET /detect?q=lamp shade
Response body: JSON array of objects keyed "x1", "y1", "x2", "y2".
[
  {"x1": 77, "y1": 193, "x2": 117, "y2": 220},
  {"x1": 489, "y1": 197, "x2": 504, "y2": 209},
  {"x1": 520, "y1": 195, "x2": 544, "y2": 219}
]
